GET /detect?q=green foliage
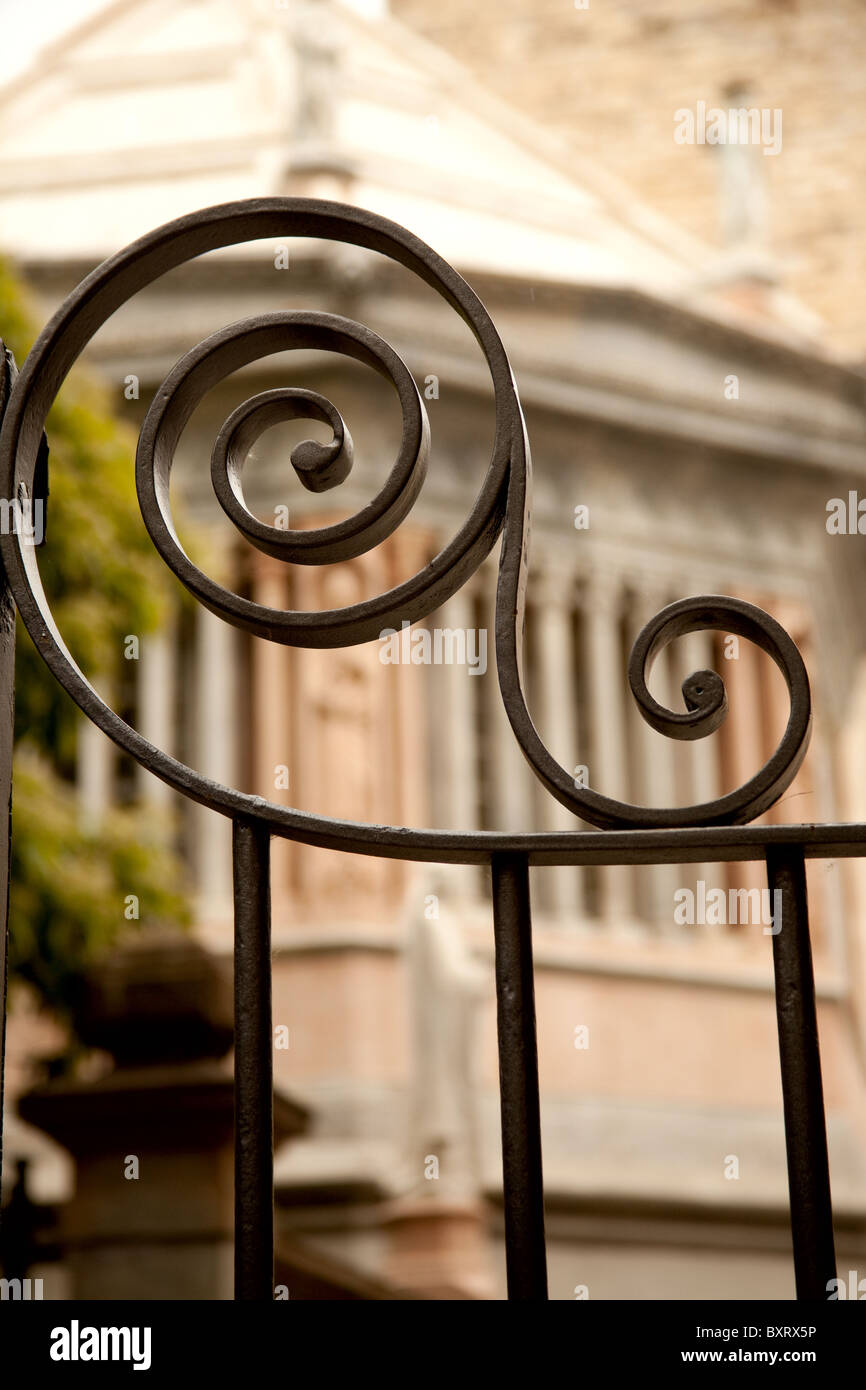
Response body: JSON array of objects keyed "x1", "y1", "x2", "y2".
[
  {"x1": 0, "y1": 259, "x2": 191, "y2": 1020},
  {"x1": 9, "y1": 748, "x2": 190, "y2": 1016},
  {"x1": 0, "y1": 261, "x2": 175, "y2": 767}
]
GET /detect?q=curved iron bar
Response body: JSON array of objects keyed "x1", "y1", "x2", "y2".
[
  {"x1": 0, "y1": 197, "x2": 812, "y2": 836},
  {"x1": 0, "y1": 198, "x2": 834, "y2": 1304}
]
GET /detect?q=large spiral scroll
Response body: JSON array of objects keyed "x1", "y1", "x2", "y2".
[{"x1": 0, "y1": 197, "x2": 811, "y2": 841}]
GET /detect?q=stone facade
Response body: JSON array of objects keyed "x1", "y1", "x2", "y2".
[
  {"x1": 1, "y1": 0, "x2": 866, "y2": 1300},
  {"x1": 393, "y1": 0, "x2": 866, "y2": 358}
]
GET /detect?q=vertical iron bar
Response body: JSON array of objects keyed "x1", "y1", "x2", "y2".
[
  {"x1": 490, "y1": 852, "x2": 547, "y2": 1299},
  {"x1": 0, "y1": 346, "x2": 16, "y2": 1197},
  {"x1": 233, "y1": 817, "x2": 273, "y2": 1301},
  {"x1": 766, "y1": 845, "x2": 836, "y2": 1300}
]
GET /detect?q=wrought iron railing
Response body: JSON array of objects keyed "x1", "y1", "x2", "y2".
[{"x1": 0, "y1": 198, "x2": 839, "y2": 1300}]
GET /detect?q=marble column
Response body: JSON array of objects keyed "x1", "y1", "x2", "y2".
[
  {"x1": 673, "y1": 628, "x2": 724, "y2": 933},
  {"x1": 626, "y1": 582, "x2": 680, "y2": 930},
  {"x1": 763, "y1": 599, "x2": 815, "y2": 823},
  {"x1": 193, "y1": 602, "x2": 238, "y2": 936},
  {"x1": 135, "y1": 617, "x2": 176, "y2": 809},
  {"x1": 483, "y1": 569, "x2": 535, "y2": 838},
  {"x1": 77, "y1": 701, "x2": 113, "y2": 832},
  {"x1": 584, "y1": 572, "x2": 632, "y2": 924},
  {"x1": 437, "y1": 586, "x2": 480, "y2": 901},
  {"x1": 251, "y1": 556, "x2": 292, "y2": 909},
  {"x1": 720, "y1": 593, "x2": 769, "y2": 925},
  {"x1": 534, "y1": 572, "x2": 584, "y2": 920}
]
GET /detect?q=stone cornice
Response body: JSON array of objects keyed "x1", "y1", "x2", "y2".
[{"x1": 15, "y1": 251, "x2": 866, "y2": 473}]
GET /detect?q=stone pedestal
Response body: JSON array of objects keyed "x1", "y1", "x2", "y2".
[
  {"x1": 382, "y1": 1198, "x2": 493, "y2": 1300},
  {"x1": 18, "y1": 936, "x2": 307, "y2": 1300}
]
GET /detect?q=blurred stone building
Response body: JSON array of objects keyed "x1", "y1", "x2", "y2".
[
  {"x1": 1, "y1": 0, "x2": 866, "y2": 1299},
  {"x1": 393, "y1": 0, "x2": 866, "y2": 359}
]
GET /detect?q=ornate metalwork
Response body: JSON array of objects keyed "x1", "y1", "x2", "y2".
[
  {"x1": 0, "y1": 199, "x2": 813, "y2": 838},
  {"x1": 0, "y1": 198, "x2": 838, "y2": 1301}
]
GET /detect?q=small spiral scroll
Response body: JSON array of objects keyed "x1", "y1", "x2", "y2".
[
  {"x1": 213, "y1": 387, "x2": 353, "y2": 510},
  {"x1": 0, "y1": 196, "x2": 811, "y2": 838},
  {"x1": 136, "y1": 310, "x2": 434, "y2": 642}
]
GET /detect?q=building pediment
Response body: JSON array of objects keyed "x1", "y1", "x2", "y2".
[{"x1": 0, "y1": 0, "x2": 712, "y2": 301}]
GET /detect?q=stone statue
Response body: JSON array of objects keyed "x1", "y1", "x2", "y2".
[
  {"x1": 404, "y1": 883, "x2": 489, "y2": 1203},
  {"x1": 292, "y1": 1, "x2": 339, "y2": 149}
]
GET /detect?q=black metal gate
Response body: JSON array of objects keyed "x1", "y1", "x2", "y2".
[{"x1": 0, "y1": 198, "x2": 840, "y2": 1300}]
